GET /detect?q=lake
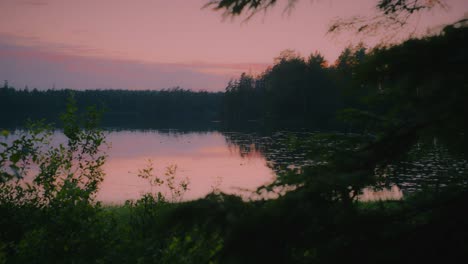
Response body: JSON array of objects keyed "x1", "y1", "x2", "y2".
[
  {"x1": 94, "y1": 129, "x2": 468, "y2": 203},
  {"x1": 3, "y1": 128, "x2": 467, "y2": 204},
  {"x1": 97, "y1": 129, "x2": 277, "y2": 203}
]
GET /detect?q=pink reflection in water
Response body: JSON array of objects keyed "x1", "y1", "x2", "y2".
[
  {"x1": 358, "y1": 185, "x2": 403, "y2": 201},
  {"x1": 96, "y1": 131, "x2": 275, "y2": 204}
]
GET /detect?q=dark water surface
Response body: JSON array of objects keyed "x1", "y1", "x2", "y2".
[
  {"x1": 3, "y1": 128, "x2": 467, "y2": 204},
  {"x1": 99, "y1": 129, "x2": 468, "y2": 203}
]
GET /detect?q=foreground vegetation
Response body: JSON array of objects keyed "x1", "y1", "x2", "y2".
[
  {"x1": 1, "y1": 20, "x2": 467, "y2": 264},
  {"x1": 1, "y1": 110, "x2": 466, "y2": 263}
]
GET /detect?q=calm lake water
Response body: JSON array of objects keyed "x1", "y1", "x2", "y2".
[
  {"x1": 98, "y1": 130, "x2": 276, "y2": 203},
  {"x1": 3, "y1": 128, "x2": 467, "y2": 204},
  {"x1": 90, "y1": 129, "x2": 468, "y2": 203}
]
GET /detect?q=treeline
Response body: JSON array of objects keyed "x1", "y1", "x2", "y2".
[
  {"x1": 222, "y1": 47, "x2": 366, "y2": 126},
  {"x1": 225, "y1": 23, "x2": 468, "y2": 135},
  {"x1": 0, "y1": 87, "x2": 223, "y2": 128},
  {"x1": 2, "y1": 24, "x2": 467, "y2": 132},
  {"x1": 1, "y1": 45, "x2": 366, "y2": 129}
]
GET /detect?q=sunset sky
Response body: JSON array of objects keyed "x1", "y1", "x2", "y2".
[{"x1": 1, "y1": 0, "x2": 467, "y2": 91}]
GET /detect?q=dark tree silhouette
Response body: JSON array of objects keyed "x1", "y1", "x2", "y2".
[
  {"x1": 0, "y1": 88, "x2": 224, "y2": 128},
  {"x1": 206, "y1": 0, "x2": 445, "y2": 17},
  {"x1": 206, "y1": 0, "x2": 448, "y2": 33},
  {"x1": 222, "y1": 49, "x2": 343, "y2": 126}
]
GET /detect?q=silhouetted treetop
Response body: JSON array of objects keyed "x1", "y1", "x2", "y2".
[
  {"x1": 206, "y1": 0, "x2": 448, "y2": 34},
  {"x1": 206, "y1": 0, "x2": 445, "y2": 17},
  {"x1": 205, "y1": 0, "x2": 286, "y2": 18}
]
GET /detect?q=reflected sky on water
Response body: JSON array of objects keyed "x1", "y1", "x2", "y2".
[
  {"x1": 98, "y1": 130, "x2": 276, "y2": 203},
  {"x1": 3, "y1": 129, "x2": 466, "y2": 204}
]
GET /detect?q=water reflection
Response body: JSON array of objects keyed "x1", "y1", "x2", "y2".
[
  {"x1": 385, "y1": 142, "x2": 468, "y2": 192},
  {"x1": 222, "y1": 131, "x2": 316, "y2": 174},
  {"x1": 101, "y1": 129, "x2": 410, "y2": 204},
  {"x1": 3, "y1": 129, "x2": 466, "y2": 204},
  {"x1": 358, "y1": 185, "x2": 403, "y2": 201},
  {"x1": 98, "y1": 130, "x2": 275, "y2": 203},
  {"x1": 222, "y1": 131, "x2": 468, "y2": 197}
]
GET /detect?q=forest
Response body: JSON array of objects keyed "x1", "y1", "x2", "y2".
[
  {"x1": 1, "y1": 44, "x2": 368, "y2": 130},
  {"x1": 1, "y1": 0, "x2": 467, "y2": 263},
  {"x1": 0, "y1": 87, "x2": 224, "y2": 128}
]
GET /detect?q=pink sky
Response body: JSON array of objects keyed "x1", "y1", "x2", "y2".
[{"x1": 0, "y1": 0, "x2": 466, "y2": 91}]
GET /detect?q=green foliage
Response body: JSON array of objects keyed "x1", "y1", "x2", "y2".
[
  {"x1": 0, "y1": 95, "x2": 110, "y2": 263},
  {"x1": 137, "y1": 160, "x2": 190, "y2": 203},
  {"x1": 158, "y1": 228, "x2": 223, "y2": 264}
]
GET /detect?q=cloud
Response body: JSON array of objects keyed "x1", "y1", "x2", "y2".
[
  {"x1": 0, "y1": 32, "x2": 269, "y2": 91},
  {"x1": 18, "y1": 0, "x2": 49, "y2": 7},
  {"x1": 0, "y1": 32, "x2": 118, "y2": 60},
  {"x1": 173, "y1": 61, "x2": 270, "y2": 76},
  {"x1": 0, "y1": 42, "x2": 230, "y2": 91}
]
